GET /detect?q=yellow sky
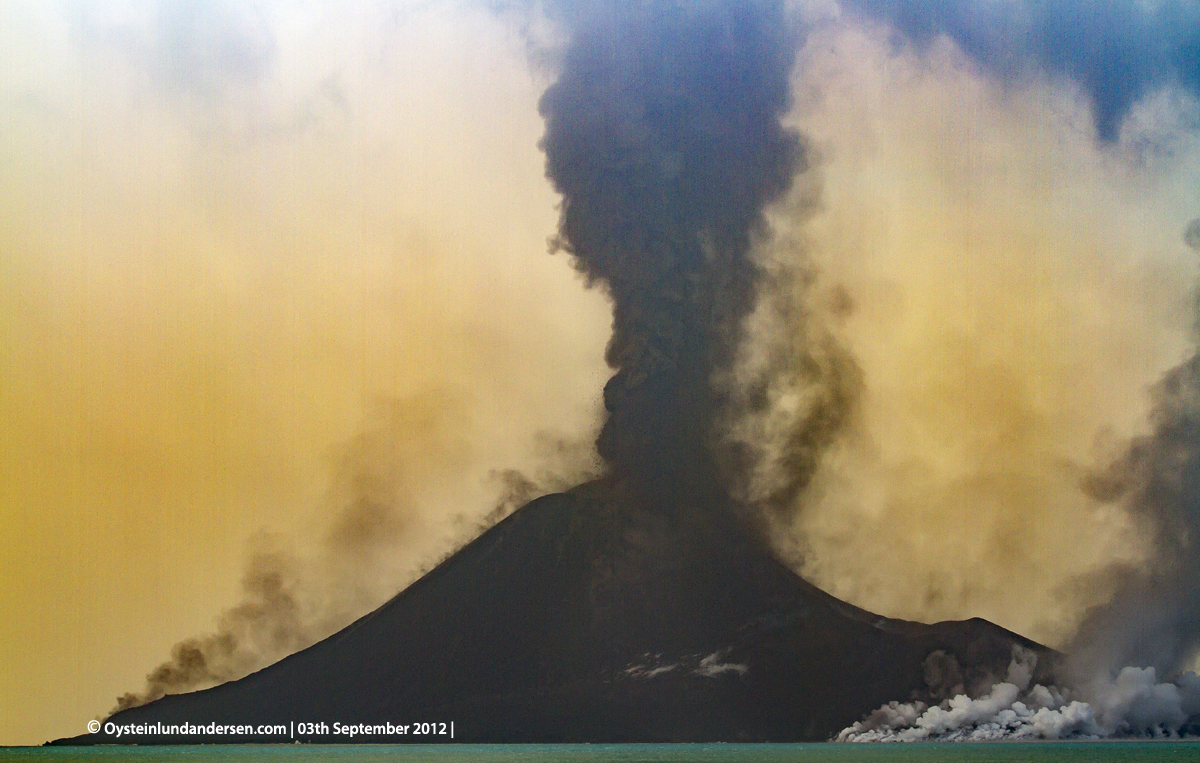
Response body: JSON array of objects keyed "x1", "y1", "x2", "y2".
[
  {"x1": 2, "y1": 0, "x2": 1199, "y2": 746},
  {"x1": 0, "y1": 1, "x2": 609, "y2": 745},
  {"x1": 781, "y1": 22, "x2": 1200, "y2": 647}
]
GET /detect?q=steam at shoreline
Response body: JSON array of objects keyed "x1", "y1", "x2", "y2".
[
  {"x1": 839, "y1": 646, "x2": 1200, "y2": 741},
  {"x1": 793, "y1": 6, "x2": 1200, "y2": 739}
]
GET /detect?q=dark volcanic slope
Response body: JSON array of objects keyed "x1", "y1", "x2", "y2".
[{"x1": 57, "y1": 485, "x2": 1058, "y2": 744}]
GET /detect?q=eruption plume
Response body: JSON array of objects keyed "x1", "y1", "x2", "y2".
[
  {"x1": 32, "y1": 0, "x2": 1200, "y2": 744},
  {"x1": 538, "y1": 0, "x2": 814, "y2": 501},
  {"x1": 112, "y1": 392, "x2": 530, "y2": 711},
  {"x1": 1070, "y1": 228, "x2": 1200, "y2": 679},
  {"x1": 1187, "y1": 219, "x2": 1200, "y2": 252},
  {"x1": 797, "y1": 6, "x2": 1200, "y2": 740},
  {"x1": 782, "y1": 0, "x2": 1200, "y2": 654}
]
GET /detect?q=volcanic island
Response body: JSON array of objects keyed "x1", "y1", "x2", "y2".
[
  {"x1": 55, "y1": 479, "x2": 1058, "y2": 744},
  {"x1": 54, "y1": 0, "x2": 1062, "y2": 744}
]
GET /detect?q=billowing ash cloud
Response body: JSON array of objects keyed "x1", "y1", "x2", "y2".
[
  {"x1": 845, "y1": 0, "x2": 1200, "y2": 141},
  {"x1": 834, "y1": 217, "x2": 1200, "y2": 739},
  {"x1": 114, "y1": 537, "x2": 312, "y2": 712},
  {"x1": 87, "y1": 0, "x2": 1200, "y2": 735},
  {"x1": 538, "y1": 0, "x2": 812, "y2": 496},
  {"x1": 1070, "y1": 271, "x2": 1200, "y2": 677},
  {"x1": 113, "y1": 394, "x2": 582, "y2": 712},
  {"x1": 113, "y1": 390, "x2": 598, "y2": 712},
  {"x1": 1187, "y1": 218, "x2": 1200, "y2": 251},
  {"x1": 112, "y1": 397, "x2": 455, "y2": 710},
  {"x1": 714, "y1": 219, "x2": 862, "y2": 516}
]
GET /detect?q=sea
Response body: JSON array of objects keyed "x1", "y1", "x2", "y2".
[{"x1": 2, "y1": 744, "x2": 1199, "y2": 763}]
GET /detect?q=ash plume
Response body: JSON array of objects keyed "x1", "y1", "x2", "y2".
[
  {"x1": 58, "y1": 0, "x2": 1200, "y2": 741},
  {"x1": 538, "y1": 0, "x2": 811, "y2": 500},
  {"x1": 1070, "y1": 240, "x2": 1200, "y2": 678},
  {"x1": 1187, "y1": 218, "x2": 1200, "y2": 252},
  {"x1": 114, "y1": 536, "x2": 313, "y2": 712},
  {"x1": 114, "y1": 394, "x2": 473, "y2": 711},
  {"x1": 835, "y1": 220, "x2": 1200, "y2": 741},
  {"x1": 845, "y1": 0, "x2": 1200, "y2": 141},
  {"x1": 486, "y1": 431, "x2": 602, "y2": 522},
  {"x1": 714, "y1": 214, "x2": 862, "y2": 516},
  {"x1": 113, "y1": 392, "x2": 601, "y2": 713},
  {"x1": 752, "y1": 15, "x2": 1200, "y2": 652}
]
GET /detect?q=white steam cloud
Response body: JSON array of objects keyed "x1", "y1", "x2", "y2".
[{"x1": 839, "y1": 647, "x2": 1200, "y2": 741}]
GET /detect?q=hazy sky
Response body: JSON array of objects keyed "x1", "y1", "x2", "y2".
[
  {"x1": 785, "y1": 19, "x2": 1200, "y2": 646},
  {"x1": 2, "y1": 0, "x2": 1199, "y2": 745},
  {"x1": 0, "y1": 0, "x2": 611, "y2": 744}
]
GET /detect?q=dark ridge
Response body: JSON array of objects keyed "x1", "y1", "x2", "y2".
[{"x1": 53, "y1": 484, "x2": 1059, "y2": 744}]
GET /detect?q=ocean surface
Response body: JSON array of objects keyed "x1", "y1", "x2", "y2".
[{"x1": 2, "y1": 744, "x2": 1199, "y2": 763}]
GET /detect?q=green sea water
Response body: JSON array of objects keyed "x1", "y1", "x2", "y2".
[{"x1": 1, "y1": 744, "x2": 1198, "y2": 763}]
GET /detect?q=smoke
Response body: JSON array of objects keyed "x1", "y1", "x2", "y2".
[
  {"x1": 114, "y1": 392, "x2": 477, "y2": 710},
  {"x1": 6, "y1": 0, "x2": 1199, "y2": 743},
  {"x1": 840, "y1": 643, "x2": 1200, "y2": 739},
  {"x1": 487, "y1": 430, "x2": 603, "y2": 521},
  {"x1": 714, "y1": 199, "x2": 862, "y2": 515},
  {"x1": 112, "y1": 394, "x2": 599, "y2": 711},
  {"x1": 2, "y1": 0, "x2": 612, "y2": 743},
  {"x1": 1187, "y1": 218, "x2": 1200, "y2": 252},
  {"x1": 844, "y1": 0, "x2": 1200, "y2": 142},
  {"x1": 839, "y1": 646, "x2": 1200, "y2": 740},
  {"x1": 537, "y1": 0, "x2": 814, "y2": 500},
  {"x1": 1067, "y1": 252, "x2": 1200, "y2": 677},
  {"x1": 759, "y1": 17, "x2": 1200, "y2": 649},
  {"x1": 786, "y1": 7, "x2": 1200, "y2": 740},
  {"x1": 114, "y1": 534, "x2": 313, "y2": 711},
  {"x1": 809, "y1": 2, "x2": 1200, "y2": 685},
  {"x1": 109, "y1": 0, "x2": 844, "y2": 715}
]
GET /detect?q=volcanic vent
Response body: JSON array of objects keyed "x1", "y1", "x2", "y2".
[{"x1": 56, "y1": 0, "x2": 1059, "y2": 744}]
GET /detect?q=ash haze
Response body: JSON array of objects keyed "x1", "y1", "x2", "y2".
[
  {"x1": 770, "y1": 16, "x2": 1200, "y2": 649},
  {"x1": 2, "y1": 0, "x2": 1199, "y2": 746},
  {"x1": 0, "y1": 0, "x2": 609, "y2": 745}
]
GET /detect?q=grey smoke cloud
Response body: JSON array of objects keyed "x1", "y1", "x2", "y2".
[
  {"x1": 114, "y1": 393, "x2": 473, "y2": 710},
  {"x1": 114, "y1": 397, "x2": 602, "y2": 712},
  {"x1": 537, "y1": 0, "x2": 825, "y2": 506},
  {"x1": 0, "y1": 1, "x2": 617, "y2": 739},
  {"x1": 23, "y1": 0, "x2": 1197, "y2": 737},
  {"x1": 754, "y1": 18, "x2": 1198, "y2": 652},
  {"x1": 715, "y1": 212, "x2": 862, "y2": 516},
  {"x1": 1071, "y1": 333, "x2": 1200, "y2": 678},
  {"x1": 1186, "y1": 219, "x2": 1200, "y2": 251}
]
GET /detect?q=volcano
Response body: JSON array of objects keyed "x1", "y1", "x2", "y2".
[
  {"x1": 55, "y1": 480, "x2": 1058, "y2": 744},
  {"x1": 50, "y1": 2, "x2": 1068, "y2": 743}
]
